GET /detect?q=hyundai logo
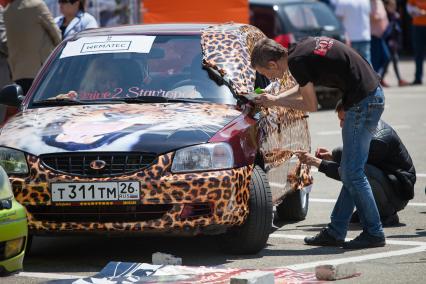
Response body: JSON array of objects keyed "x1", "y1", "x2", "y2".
[{"x1": 90, "y1": 160, "x2": 106, "y2": 170}]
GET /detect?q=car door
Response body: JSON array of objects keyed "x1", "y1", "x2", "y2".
[{"x1": 257, "y1": 71, "x2": 311, "y2": 202}]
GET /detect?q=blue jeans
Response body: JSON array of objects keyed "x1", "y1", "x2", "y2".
[
  {"x1": 371, "y1": 36, "x2": 391, "y2": 77},
  {"x1": 351, "y1": 41, "x2": 371, "y2": 65},
  {"x1": 327, "y1": 86, "x2": 385, "y2": 240},
  {"x1": 412, "y1": 25, "x2": 426, "y2": 83}
]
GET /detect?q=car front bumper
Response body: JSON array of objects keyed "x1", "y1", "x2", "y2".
[
  {"x1": 10, "y1": 153, "x2": 254, "y2": 236},
  {"x1": 0, "y1": 199, "x2": 27, "y2": 275}
]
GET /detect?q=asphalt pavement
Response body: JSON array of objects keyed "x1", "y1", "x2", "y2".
[{"x1": 3, "y1": 60, "x2": 426, "y2": 283}]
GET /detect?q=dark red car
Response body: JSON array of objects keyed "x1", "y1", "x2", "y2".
[{"x1": 0, "y1": 23, "x2": 312, "y2": 254}]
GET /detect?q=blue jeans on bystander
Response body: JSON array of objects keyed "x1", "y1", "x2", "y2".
[
  {"x1": 351, "y1": 41, "x2": 371, "y2": 65},
  {"x1": 327, "y1": 86, "x2": 385, "y2": 240},
  {"x1": 412, "y1": 25, "x2": 426, "y2": 84}
]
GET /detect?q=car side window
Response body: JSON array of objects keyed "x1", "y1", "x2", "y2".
[{"x1": 250, "y1": 6, "x2": 283, "y2": 38}]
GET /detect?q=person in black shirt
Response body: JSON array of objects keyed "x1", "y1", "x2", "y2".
[
  {"x1": 251, "y1": 37, "x2": 386, "y2": 249},
  {"x1": 295, "y1": 100, "x2": 416, "y2": 227}
]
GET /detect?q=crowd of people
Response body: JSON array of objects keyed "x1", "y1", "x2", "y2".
[
  {"x1": 0, "y1": 0, "x2": 425, "y2": 94},
  {"x1": 322, "y1": 0, "x2": 426, "y2": 87},
  {"x1": 0, "y1": 0, "x2": 97, "y2": 96}
]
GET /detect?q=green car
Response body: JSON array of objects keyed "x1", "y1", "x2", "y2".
[{"x1": 0, "y1": 166, "x2": 27, "y2": 275}]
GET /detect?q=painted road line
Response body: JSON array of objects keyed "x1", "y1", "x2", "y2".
[
  {"x1": 18, "y1": 272, "x2": 81, "y2": 279},
  {"x1": 392, "y1": 125, "x2": 411, "y2": 130},
  {"x1": 315, "y1": 124, "x2": 415, "y2": 133},
  {"x1": 310, "y1": 198, "x2": 426, "y2": 207},
  {"x1": 269, "y1": 233, "x2": 426, "y2": 270},
  {"x1": 311, "y1": 169, "x2": 426, "y2": 179},
  {"x1": 311, "y1": 172, "x2": 426, "y2": 179},
  {"x1": 284, "y1": 246, "x2": 426, "y2": 271},
  {"x1": 316, "y1": 130, "x2": 341, "y2": 136},
  {"x1": 269, "y1": 233, "x2": 426, "y2": 247}
]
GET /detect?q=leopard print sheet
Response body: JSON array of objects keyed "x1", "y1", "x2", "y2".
[
  {"x1": 200, "y1": 23, "x2": 312, "y2": 193},
  {"x1": 201, "y1": 23, "x2": 265, "y2": 96},
  {"x1": 10, "y1": 153, "x2": 253, "y2": 234}
]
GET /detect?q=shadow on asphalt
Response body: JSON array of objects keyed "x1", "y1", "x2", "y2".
[
  {"x1": 23, "y1": 219, "x2": 347, "y2": 274},
  {"x1": 387, "y1": 229, "x2": 426, "y2": 239},
  {"x1": 23, "y1": 233, "x2": 346, "y2": 274},
  {"x1": 261, "y1": 245, "x2": 345, "y2": 257},
  {"x1": 23, "y1": 235, "x2": 268, "y2": 273},
  {"x1": 273, "y1": 220, "x2": 327, "y2": 233}
]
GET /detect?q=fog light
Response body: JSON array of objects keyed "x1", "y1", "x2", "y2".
[
  {"x1": 5, "y1": 237, "x2": 25, "y2": 259},
  {"x1": 180, "y1": 204, "x2": 194, "y2": 219},
  {"x1": 180, "y1": 203, "x2": 213, "y2": 219}
]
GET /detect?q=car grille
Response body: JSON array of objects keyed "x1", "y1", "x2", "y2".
[
  {"x1": 40, "y1": 152, "x2": 157, "y2": 177},
  {"x1": 26, "y1": 204, "x2": 173, "y2": 223}
]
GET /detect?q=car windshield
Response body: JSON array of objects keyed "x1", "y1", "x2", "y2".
[
  {"x1": 30, "y1": 35, "x2": 236, "y2": 106},
  {"x1": 281, "y1": 3, "x2": 340, "y2": 31}
]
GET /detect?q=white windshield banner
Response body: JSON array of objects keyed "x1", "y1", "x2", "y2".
[{"x1": 60, "y1": 35, "x2": 156, "y2": 58}]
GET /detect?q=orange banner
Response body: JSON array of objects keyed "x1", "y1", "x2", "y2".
[{"x1": 142, "y1": 0, "x2": 249, "y2": 24}]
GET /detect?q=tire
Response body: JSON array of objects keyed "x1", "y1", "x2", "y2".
[
  {"x1": 220, "y1": 166, "x2": 273, "y2": 254},
  {"x1": 276, "y1": 189, "x2": 309, "y2": 221}
]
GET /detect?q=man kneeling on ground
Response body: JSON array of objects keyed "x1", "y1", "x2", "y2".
[{"x1": 296, "y1": 100, "x2": 416, "y2": 227}]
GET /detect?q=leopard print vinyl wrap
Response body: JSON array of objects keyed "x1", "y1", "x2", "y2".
[
  {"x1": 201, "y1": 23, "x2": 312, "y2": 199},
  {"x1": 258, "y1": 73, "x2": 312, "y2": 197},
  {"x1": 10, "y1": 153, "x2": 253, "y2": 234},
  {"x1": 201, "y1": 23, "x2": 265, "y2": 96}
]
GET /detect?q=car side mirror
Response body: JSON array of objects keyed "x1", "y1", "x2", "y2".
[{"x1": 0, "y1": 84, "x2": 24, "y2": 107}]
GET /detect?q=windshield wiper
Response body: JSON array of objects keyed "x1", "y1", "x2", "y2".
[
  {"x1": 32, "y1": 97, "x2": 124, "y2": 106},
  {"x1": 118, "y1": 96, "x2": 205, "y2": 104},
  {"x1": 32, "y1": 98, "x2": 88, "y2": 106}
]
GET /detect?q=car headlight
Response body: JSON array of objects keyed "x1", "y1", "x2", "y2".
[
  {"x1": 0, "y1": 165, "x2": 13, "y2": 200},
  {"x1": 0, "y1": 147, "x2": 28, "y2": 175},
  {"x1": 171, "y1": 143, "x2": 234, "y2": 173}
]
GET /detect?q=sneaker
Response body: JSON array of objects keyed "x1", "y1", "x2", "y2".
[
  {"x1": 380, "y1": 80, "x2": 390, "y2": 88},
  {"x1": 381, "y1": 213, "x2": 400, "y2": 227},
  {"x1": 304, "y1": 228, "x2": 344, "y2": 247},
  {"x1": 398, "y1": 79, "x2": 410, "y2": 87},
  {"x1": 411, "y1": 80, "x2": 422, "y2": 85},
  {"x1": 343, "y1": 231, "x2": 385, "y2": 249}
]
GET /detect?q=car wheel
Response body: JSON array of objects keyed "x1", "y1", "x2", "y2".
[
  {"x1": 220, "y1": 165, "x2": 272, "y2": 254},
  {"x1": 276, "y1": 189, "x2": 309, "y2": 221}
]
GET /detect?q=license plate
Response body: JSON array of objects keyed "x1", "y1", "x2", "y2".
[{"x1": 51, "y1": 181, "x2": 140, "y2": 202}]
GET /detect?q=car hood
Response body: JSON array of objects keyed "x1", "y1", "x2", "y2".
[{"x1": 0, "y1": 103, "x2": 241, "y2": 156}]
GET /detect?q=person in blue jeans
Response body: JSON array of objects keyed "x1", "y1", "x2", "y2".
[{"x1": 250, "y1": 37, "x2": 386, "y2": 249}]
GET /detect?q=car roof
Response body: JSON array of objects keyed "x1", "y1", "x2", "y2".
[
  {"x1": 249, "y1": 0, "x2": 317, "y2": 5},
  {"x1": 72, "y1": 23, "x2": 212, "y2": 40}
]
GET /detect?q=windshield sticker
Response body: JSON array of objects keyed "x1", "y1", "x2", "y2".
[
  {"x1": 46, "y1": 87, "x2": 203, "y2": 101},
  {"x1": 60, "y1": 36, "x2": 156, "y2": 58}
]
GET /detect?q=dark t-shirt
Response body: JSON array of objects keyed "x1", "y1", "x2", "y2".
[{"x1": 288, "y1": 37, "x2": 380, "y2": 110}]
